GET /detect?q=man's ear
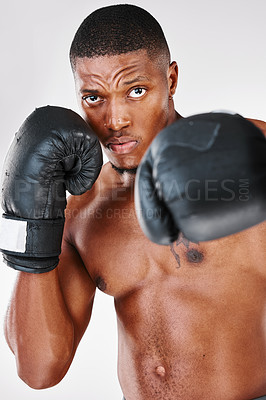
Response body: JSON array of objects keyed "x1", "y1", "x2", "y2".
[{"x1": 168, "y1": 61, "x2": 178, "y2": 96}]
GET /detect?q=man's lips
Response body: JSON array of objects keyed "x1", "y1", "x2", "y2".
[{"x1": 106, "y1": 137, "x2": 139, "y2": 154}]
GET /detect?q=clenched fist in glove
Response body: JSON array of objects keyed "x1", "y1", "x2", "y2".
[
  {"x1": 135, "y1": 112, "x2": 266, "y2": 244},
  {"x1": 0, "y1": 106, "x2": 102, "y2": 272}
]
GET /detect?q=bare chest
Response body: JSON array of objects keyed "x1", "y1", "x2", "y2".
[{"x1": 72, "y1": 198, "x2": 266, "y2": 297}]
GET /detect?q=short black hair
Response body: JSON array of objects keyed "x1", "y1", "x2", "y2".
[{"x1": 69, "y1": 4, "x2": 170, "y2": 69}]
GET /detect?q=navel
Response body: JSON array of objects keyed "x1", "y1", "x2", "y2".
[
  {"x1": 186, "y1": 248, "x2": 204, "y2": 264},
  {"x1": 155, "y1": 365, "x2": 166, "y2": 377}
]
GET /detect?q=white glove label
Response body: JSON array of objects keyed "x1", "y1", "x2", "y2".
[{"x1": 0, "y1": 217, "x2": 27, "y2": 253}]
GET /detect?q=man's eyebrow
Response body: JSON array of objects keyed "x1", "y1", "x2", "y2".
[
  {"x1": 122, "y1": 75, "x2": 151, "y2": 86},
  {"x1": 79, "y1": 76, "x2": 151, "y2": 94},
  {"x1": 80, "y1": 89, "x2": 100, "y2": 95}
]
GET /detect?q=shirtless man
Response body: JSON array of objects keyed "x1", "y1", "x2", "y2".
[{"x1": 1, "y1": 4, "x2": 266, "y2": 400}]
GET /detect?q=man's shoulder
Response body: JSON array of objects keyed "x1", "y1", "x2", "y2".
[{"x1": 247, "y1": 117, "x2": 266, "y2": 137}]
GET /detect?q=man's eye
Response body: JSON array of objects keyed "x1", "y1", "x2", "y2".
[
  {"x1": 83, "y1": 95, "x2": 101, "y2": 105},
  {"x1": 128, "y1": 88, "x2": 146, "y2": 98}
]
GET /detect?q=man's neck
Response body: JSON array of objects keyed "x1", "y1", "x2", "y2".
[
  {"x1": 174, "y1": 110, "x2": 183, "y2": 122},
  {"x1": 109, "y1": 162, "x2": 137, "y2": 188}
]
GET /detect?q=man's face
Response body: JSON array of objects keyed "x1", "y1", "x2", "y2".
[{"x1": 74, "y1": 50, "x2": 177, "y2": 170}]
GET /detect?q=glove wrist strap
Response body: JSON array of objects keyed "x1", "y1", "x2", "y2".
[{"x1": 0, "y1": 214, "x2": 64, "y2": 257}]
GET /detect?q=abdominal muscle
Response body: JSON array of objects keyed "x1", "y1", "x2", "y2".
[{"x1": 115, "y1": 267, "x2": 266, "y2": 400}]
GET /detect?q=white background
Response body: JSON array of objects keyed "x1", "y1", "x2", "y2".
[{"x1": 0, "y1": 0, "x2": 265, "y2": 399}]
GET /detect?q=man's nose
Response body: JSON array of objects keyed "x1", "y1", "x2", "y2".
[{"x1": 105, "y1": 101, "x2": 131, "y2": 131}]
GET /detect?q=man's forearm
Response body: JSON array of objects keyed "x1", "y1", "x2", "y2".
[{"x1": 5, "y1": 268, "x2": 75, "y2": 389}]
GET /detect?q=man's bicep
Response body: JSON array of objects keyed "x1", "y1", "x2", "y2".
[{"x1": 57, "y1": 237, "x2": 96, "y2": 346}]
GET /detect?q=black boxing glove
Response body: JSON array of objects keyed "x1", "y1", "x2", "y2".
[
  {"x1": 0, "y1": 106, "x2": 102, "y2": 272},
  {"x1": 135, "y1": 112, "x2": 266, "y2": 244}
]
